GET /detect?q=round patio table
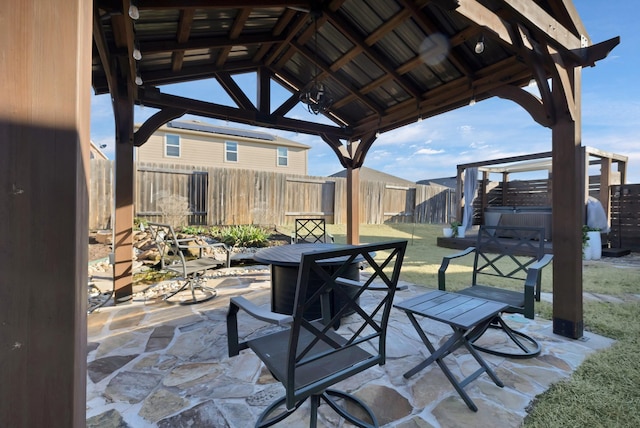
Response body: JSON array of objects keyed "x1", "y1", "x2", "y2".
[{"x1": 254, "y1": 243, "x2": 361, "y2": 321}]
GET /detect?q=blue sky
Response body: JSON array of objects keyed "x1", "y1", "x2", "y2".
[{"x1": 91, "y1": 1, "x2": 639, "y2": 183}]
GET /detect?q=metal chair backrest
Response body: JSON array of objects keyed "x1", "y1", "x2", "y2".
[
  {"x1": 294, "y1": 218, "x2": 329, "y2": 243},
  {"x1": 284, "y1": 240, "x2": 407, "y2": 409},
  {"x1": 472, "y1": 225, "x2": 546, "y2": 289},
  {"x1": 146, "y1": 222, "x2": 187, "y2": 271}
]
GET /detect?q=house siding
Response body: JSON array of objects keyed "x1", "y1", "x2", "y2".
[{"x1": 136, "y1": 125, "x2": 308, "y2": 175}]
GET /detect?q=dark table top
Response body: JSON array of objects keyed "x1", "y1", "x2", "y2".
[
  {"x1": 253, "y1": 243, "x2": 354, "y2": 267},
  {"x1": 394, "y1": 290, "x2": 508, "y2": 330}
]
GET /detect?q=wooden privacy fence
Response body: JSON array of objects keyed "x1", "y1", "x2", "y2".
[
  {"x1": 89, "y1": 159, "x2": 113, "y2": 230},
  {"x1": 88, "y1": 159, "x2": 453, "y2": 229},
  {"x1": 609, "y1": 184, "x2": 640, "y2": 251},
  {"x1": 468, "y1": 179, "x2": 552, "y2": 225}
]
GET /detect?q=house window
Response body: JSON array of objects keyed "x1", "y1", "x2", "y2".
[
  {"x1": 165, "y1": 134, "x2": 180, "y2": 157},
  {"x1": 225, "y1": 141, "x2": 238, "y2": 162},
  {"x1": 277, "y1": 147, "x2": 288, "y2": 167}
]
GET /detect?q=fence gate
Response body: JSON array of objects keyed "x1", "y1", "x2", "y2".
[
  {"x1": 383, "y1": 185, "x2": 415, "y2": 223},
  {"x1": 136, "y1": 165, "x2": 208, "y2": 226},
  {"x1": 284, "y1": 177, "x2": 336, "y2": 224}
]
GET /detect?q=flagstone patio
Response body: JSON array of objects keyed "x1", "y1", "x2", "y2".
[{"x1": 86, "y1": 267, "x2": 614, "y2": 427}]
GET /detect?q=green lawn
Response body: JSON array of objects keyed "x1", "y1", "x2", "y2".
[{"x1": 317, "y1": 223, "x2": 640, "y2": 428}]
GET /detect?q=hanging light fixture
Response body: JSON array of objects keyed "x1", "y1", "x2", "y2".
[
  {"x1": 474, "y1": 35, "x2": 485, "y2": 54},
  {"x1": 128, "y1": 0, "x2": 140, "y2": 20},
  {"x1": 299, "y1": 12, "x2": 333, "y2": 115},
  {"x1": 468, "y1": 87, "x2": 476, "y2": 106},
  {"x1": 132, "y1": 39, "x2": 142, "y2": 61}
]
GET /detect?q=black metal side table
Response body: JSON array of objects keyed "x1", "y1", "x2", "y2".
[{"x1": 394, "y1": 290, "x2": 509, "y2": 411}]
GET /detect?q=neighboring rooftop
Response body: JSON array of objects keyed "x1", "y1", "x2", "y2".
[
  {"x1": 161, "y1": 120, "x2": 310, "y2": 149},
  {"x1": 168, "y1": 120, "x2": 275, "y2": 141},
  {"x1": 330, "y1": 167, "x2": 416, "y2": 187},
  {"x1": 89, "y1": 141, "x2": 108, "y2": 160},
  {"x1": 417, "y1": 177, "x2": 457, "y2": 189}
]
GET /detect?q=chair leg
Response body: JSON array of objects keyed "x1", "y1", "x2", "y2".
[
  {"x1": 87, "y1": 282, "x2": 113, "y2": 314},
  {"x1": 255, "y1": 396, "x2": 302, "y2": 428},
  {"x1": 255, "y1": 390, "x2": 378, "y2": 428},
  {"x1": 323, "y1": 389, "x2": 378, "y2": 428},
  {"x1": 469, "y1": 316, "x2": 541, "y2": 359},
  {"x1": 163, "y1": 274, "x2": 217, "y2": 305},
  {"x1": 309, "y1": 395, "x2": 319, "y2": 428}
]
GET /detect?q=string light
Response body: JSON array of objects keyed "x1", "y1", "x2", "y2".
[
  {"x1": 128, "y1": 1, "x2": 140, "y2": 20},
  {"x1": 132, "y1": 39, "x2": 142, "y2": 61},
  {"x1": 474, "y1": 35, "x2": 485, "y2": 54}
]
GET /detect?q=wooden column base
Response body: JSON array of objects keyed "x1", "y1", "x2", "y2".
[{"x1": 553, "y1": 318, "x2": 584, "y2": 340}]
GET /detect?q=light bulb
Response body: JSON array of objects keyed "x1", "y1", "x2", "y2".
[
  {"x1": 128, "y1": 4, "x2": 140, "y2": 20},
  {"x1": 375, "y1": 130, "x2": 380, "y2": 138},
  {"x1": 135, "y1": 75, "x2": 143, "y2": 86},
  {"x1": 474, "y1": 39, "x2": 484, "y2": 54},
  {"x1": 469, "y1": 97, "x2": 476, "y2": 106},
  {"x1": 132, "y1": 44, "x2": 142, "y2": 61}
]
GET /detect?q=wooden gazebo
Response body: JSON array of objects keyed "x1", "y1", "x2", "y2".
[{"x1": 0, "y1": 1, "x2": 619, "y2": 425}]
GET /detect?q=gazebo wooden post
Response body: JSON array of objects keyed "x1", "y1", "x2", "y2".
[
  {"x1": 582, "y1": 146, "x2": 590, "y2": 223},
  {"x1": 551, "y1": 67, "x2": 584, "y2": 339},
  {"x1": 112, "y1": 86, "x2": 135, "y2": 303},
  {"x1": 455, "y1": 166, "x2": 464, "y2": 223},
  {"x1": 502, "y1": 172, "x2": 509, "y2": 206},
  {"x1": 346, "y1": 166, "x2": 360, "y2": 245},
  {"x1": 599, "y1": 157, "x2": 612, "y2": 221},
  {"x1": 618, "y1": 160, "x2": 627, "y2": 185},
  {"x1": 481, "y1": 170, "x2": 489, "y2": 223},
  {"x1": 0, "y1": 0, "x2": 90, "y2": 425}
]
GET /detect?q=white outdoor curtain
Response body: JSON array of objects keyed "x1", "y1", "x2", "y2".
[{"x1": 463, "y1": 167, "x2": 479, "y2": 228}]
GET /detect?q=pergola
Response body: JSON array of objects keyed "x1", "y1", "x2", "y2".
[
  {"x1": 1, "y1": 0, "x2": 618, "y2": 425},
  {"x1": 454, "y1": 147, "x2": 629, "y2": 224}
]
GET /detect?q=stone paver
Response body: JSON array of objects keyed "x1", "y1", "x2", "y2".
[{"x1": 87, "y1": 268, "x2": 615, "y2": 427}]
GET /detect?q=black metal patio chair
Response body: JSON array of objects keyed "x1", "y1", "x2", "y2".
[
  {"x1": 146, "y1": 222, "x2": 230, "y2": 304},
  {"x1": 438, "y1": 225, "x2": 553, "y2": 358},
  {"x1": 227, "y1": 240, "x2": 407, "y2": 427},
  {"x1": 292, "y1": 218, "x2": 334, "y2": 244}
]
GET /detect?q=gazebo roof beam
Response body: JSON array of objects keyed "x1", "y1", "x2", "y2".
[
  {"x1": 398, "y1": 0, "x2": 474, "y2": 77},
  {"x1": 324, "y1": 9, "x2": 424, "y2": 100},
  {"x1": 499, "y1": 0, "x2": 586, "y2": 51},
  {"x1": 136, "y1": 87, "x2": 353, "y2": 139},
  {"x1": 253, "y1": 8, "x2": 297, "y2": 62},
  {"x1": 137, "y1": 1, "x2": 309, "y2": 9},
  {"x1": 216, "y1": 7, "x2": 252, "y2": 67},
  {"x1": 141, "y1": 34, "x2": 287, "y2": 54},
  {"x1": 171, "y1": 9, "x2": 195, "y2": 72}
]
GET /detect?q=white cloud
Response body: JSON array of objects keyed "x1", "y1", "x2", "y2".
[
  {"x1": 415, "y1": 147, "x2": 445, "y2": 155},
  {"x1": 469, "y1": 142, "x2": 490, "y2": 150},
  {"x1": 459, "y1": 125, "x2": 474, "y2": 135}
]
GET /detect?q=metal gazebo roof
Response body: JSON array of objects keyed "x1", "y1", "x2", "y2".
[{"x1": 92, "y1": 0, "x2": 618, "y2": 167}]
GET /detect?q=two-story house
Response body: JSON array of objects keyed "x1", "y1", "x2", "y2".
[{"x1": 135, "y1": 120, "x2": 311, "y2": 175}]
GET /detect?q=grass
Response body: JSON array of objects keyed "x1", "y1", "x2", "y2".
[
  {"x1": 321, "y1": 223, "x2": 640, "y2": 428},
  {"x1": 527, "y1": 302, "x2": 640, "y2": 427}
]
